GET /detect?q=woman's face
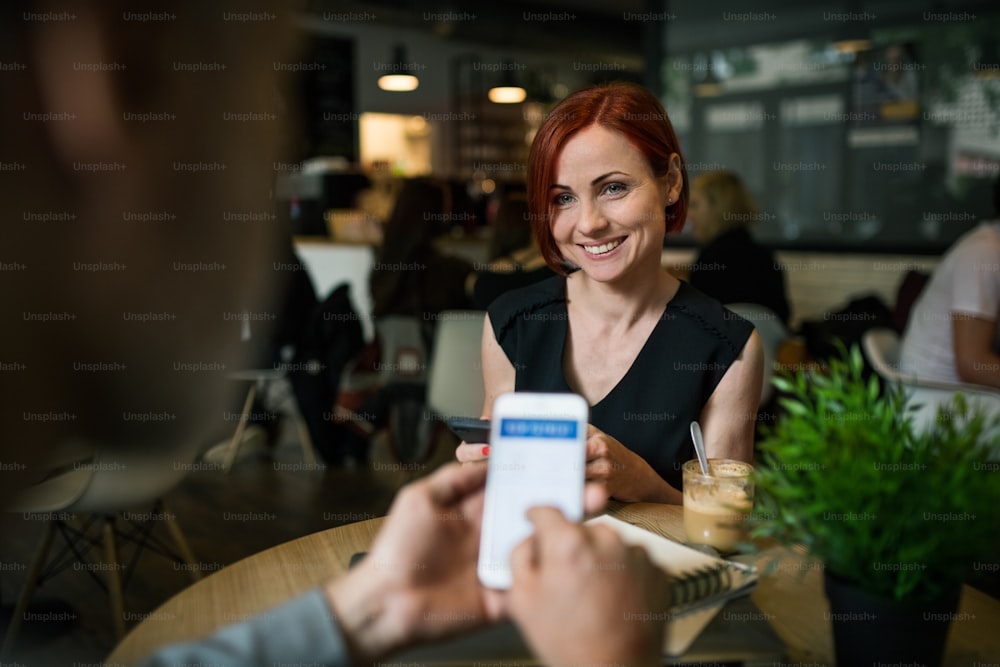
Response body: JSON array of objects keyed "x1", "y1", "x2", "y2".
[
  {"x1": 549, "y1": 125, "x2": 682, "y2": 286},
  {"x1": 687, "y1": 187, "x2": 716, "y2": 244}
]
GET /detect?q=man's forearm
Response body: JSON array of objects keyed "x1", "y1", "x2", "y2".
[
  {"x1": 140, "y1": 590, "x2": 350, "y2": 667},
  {"x1": 324, "y1": 564, "x2": 406, "y2": 665}
]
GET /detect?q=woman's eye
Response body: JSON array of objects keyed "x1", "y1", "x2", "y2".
[
  {"x1": 553, "y1": 192, "x2": 574, "y2": 206},
  {"x1": 604, "y1": 182, "x2": 627, "y2": 196}
]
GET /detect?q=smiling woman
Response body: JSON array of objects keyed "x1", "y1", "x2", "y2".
[
  {"x1": 455, "y1": 82, "x2": 764, "y2": 505},
  {"x1": 530, "y1": 83, "x2": 689, "y2": 272},
  {"x1": 548, "y1": 125, "x2": 677, "y2": 288}
]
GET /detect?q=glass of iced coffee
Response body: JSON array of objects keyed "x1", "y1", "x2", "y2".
[{"x1": 682, "y1": 459, "x2": 754, "y2": 553}]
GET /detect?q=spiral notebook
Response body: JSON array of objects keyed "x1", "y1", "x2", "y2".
[
  {"x1": 391, "y1": 515, "x2": 763, "y2": 665},
  {"x1": 586, "y1": 514, "x2": 759, "y2": 656}
]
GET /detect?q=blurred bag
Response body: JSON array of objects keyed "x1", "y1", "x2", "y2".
[{"x1": 800, "y1": 294, "x2": 893, "y2": 363}]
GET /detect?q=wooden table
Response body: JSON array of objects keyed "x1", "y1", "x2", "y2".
[{"x1": 108, "y1": 502, "x2": 1000, "y2": 666}]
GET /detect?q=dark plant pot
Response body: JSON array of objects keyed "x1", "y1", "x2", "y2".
[{"x1": 823, "y1": 571, "x2": 961, "y2": 667}]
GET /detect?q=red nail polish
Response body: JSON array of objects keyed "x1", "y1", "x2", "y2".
[{"x1": 481, "y1": 445, "x2": 490, "y2": 457}]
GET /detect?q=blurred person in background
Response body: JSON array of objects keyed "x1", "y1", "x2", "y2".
[
  {"x1": 370, "y1": 177, "x2": 474, "y2": 323},
  {"x1": 0, "y1": 3, "x2": 672, "y2": 665},
  {"x1": 487, "y1": 187, "x2": 533, "y2": 260},
  {"x1": 685, "y1": 170, "x2": 790, "y2": 325},
  {"x1": 0, "y1": 0, "x2": 291, "y2": 509},
  {"x1": 336, "y1": 178, "x2": 476, "y2": 463},
  {"x1": 899, "y1": 176, "x2": 1000, "y2": 389},
  {"x1": 456, "y1": 83, "x2": 763, "y2": 504},
  {"x1": 468, "y1": 190, "x2": 555, "y2": 309}
]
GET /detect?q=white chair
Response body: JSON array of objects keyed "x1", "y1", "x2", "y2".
[
  {"x1": 724, "y1": 303, "x2": 789, "y2": 408},
  {"x1": 426, "y1": 310, "x2": 486, "y2": 420},
  {"x1": 862, "y1": 327, "x2": 1000, "y2": 457},
  {"x1": 220, "y1": 369, "x2": 317, "y2": 471},
  {"x1": 2, "y1": 440, "x2": 204, "y2": 653}
]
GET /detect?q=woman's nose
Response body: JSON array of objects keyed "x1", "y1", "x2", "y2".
[{"x1": 576, "y1": 201, "x2": 608, "y2": 236}]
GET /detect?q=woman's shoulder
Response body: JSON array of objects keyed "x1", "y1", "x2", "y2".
[
  {"x1": 668, "y1": 282, "x2": 755, "y2": 356},
  {"x1": 488, "y1": 274, "x2": 565, "y2": 316},
  {"x1": 472, "y1": 264, "x2": 557, "y2": 310},
  {"x1": 487, "y1": 274, "x2": 566, "y2": 334}
]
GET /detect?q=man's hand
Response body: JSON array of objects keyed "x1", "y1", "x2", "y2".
[
  {"x1": 324, "y1": 462, "x2": 502, "y2": 662},
  {"x1": 324, "y1": 462, "x2": 608, "y2": 662},
  {"x1": 507, "y1": 507, "x2": 670, "y2": 667}
]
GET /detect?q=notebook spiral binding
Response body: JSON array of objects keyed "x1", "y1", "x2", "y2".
[{"x1": 671, "y1": 564, "x2": 732, "y2": 608}]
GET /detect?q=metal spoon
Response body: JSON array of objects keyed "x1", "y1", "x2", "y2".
[{"x1": 689, "y1": 421, "x2": 711, "y2": 476}]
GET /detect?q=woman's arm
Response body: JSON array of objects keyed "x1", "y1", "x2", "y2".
[
  {"x1": 455, "y1": 313, "x2": 515, "y2": 462},
  {"x1": 587, "y1": 331, "x2": 762, "y2": 504},
  {"x1": 699, "y1": 330, "x2": 764, "y2": 462},
  {"x1": 479, "y1": 312, "x2": 516, "y2": 418}
]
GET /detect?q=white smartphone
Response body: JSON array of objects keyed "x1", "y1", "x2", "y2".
[{"x1": 477, "y1": 391, "x2": 589, "y2": 589}]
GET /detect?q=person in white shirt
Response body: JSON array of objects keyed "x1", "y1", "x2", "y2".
[{"x1": 900, "y1": 178, "x2": 1000, "y2": 389}]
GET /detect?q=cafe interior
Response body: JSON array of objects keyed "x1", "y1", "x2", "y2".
[{"x1": 3, "y1": 0, "x2": 1000, "y2": 665}]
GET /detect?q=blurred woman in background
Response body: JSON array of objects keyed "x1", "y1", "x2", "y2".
[
  {"x1": 687, "y1": 170, "x2": 790, "y2": 324},
  {"x1": 370, "y1": 177, "x2": 474, "y2": 321},
  {"x1": 468, "y1": 191, "x2": 555, "y2": 309}
]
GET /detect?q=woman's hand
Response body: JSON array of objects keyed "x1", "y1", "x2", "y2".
[
  {"x1": 455, "y1": 440, "x2": 490, "y2": 463},
  {"x1": 585, "y1": 424, "x2": 681, "y2": 504}
]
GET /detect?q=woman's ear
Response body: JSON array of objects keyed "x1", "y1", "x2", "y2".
[{"x1": 664, "y1": 153, "x2": 684, "y2": 203}]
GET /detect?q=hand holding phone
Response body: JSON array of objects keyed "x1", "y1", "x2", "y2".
[
  {"x1": 446, "y1": 416, "x2": 491, "y2": 444},
  {"x1": 477, "y1": 392, "x2": 589, "y2": 589}
]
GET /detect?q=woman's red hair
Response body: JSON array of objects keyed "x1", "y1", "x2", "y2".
[{"x1": 527, "y1": 81, "x2": 689, "y2": 274}]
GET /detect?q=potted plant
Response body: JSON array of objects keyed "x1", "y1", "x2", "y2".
[{"x1": 750, "y1": 344, "x2": 1000, "y2": 666}]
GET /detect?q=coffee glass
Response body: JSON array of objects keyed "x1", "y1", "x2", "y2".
[{"x1": 682, "y1": 459, "x2": 754, "y2": 553}]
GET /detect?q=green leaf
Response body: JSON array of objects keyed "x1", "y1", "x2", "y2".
[{"x1": 748, "y1": 343, "x2": 1000, "y2": 602}]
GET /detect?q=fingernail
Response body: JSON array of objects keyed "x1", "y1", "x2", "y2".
[{"x1": 481, "y1": 445, "x2": 490, "y2": 457}]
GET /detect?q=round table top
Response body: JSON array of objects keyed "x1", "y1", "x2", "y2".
[{"x1": 108, "y1": 502, "x2": 1000, "y2": 666}]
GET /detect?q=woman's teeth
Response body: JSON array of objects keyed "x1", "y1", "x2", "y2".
[{"x1": 582, "y1": 239, "x2": 623, "y2": 255}]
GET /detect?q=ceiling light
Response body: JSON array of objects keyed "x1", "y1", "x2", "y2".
[
  {"x1": 488, "y1": 62, "x2": 526, "y2": 104},
  {"x1": 488, "y1": 86, "x2": 526, "y2": 103},
  {"x1": 378, "y1": 45, "x2": 419, "y2": 92},
  {"x1": 378, "y1": 74, "x2": 419, "y2": 91}
]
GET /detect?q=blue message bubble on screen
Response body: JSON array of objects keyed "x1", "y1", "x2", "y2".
[{"x1": 499, "y1": 418, "x2": 577, "y2": 439}]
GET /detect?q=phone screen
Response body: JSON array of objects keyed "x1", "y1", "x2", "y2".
[{"x1": 478, "y1": 393, "x2": 587, "y2": 588}]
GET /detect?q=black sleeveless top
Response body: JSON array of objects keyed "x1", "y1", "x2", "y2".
[{"x1": 488, "y1": 275, "x2": 754, "y2": 490}]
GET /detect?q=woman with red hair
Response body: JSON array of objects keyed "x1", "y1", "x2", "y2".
[{"x1": 457, "y1": 82, "x2": 763, "y2": 504}]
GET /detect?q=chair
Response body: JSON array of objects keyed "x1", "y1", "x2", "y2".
[
  {"x1": 2, "y1": 439, "x2": 204, "y2": 654},
  {"x1": 426, "y1": 310, "x2": 487, "y2": 420},
  {"x1": 862, "y1": 327, "x2": 1000, "y2": 457},
  {"x1": 220, "y1": 369, "x2": 317, "y2": 471},
  {"x1": 334, "y1": 314, "x2": 439, "y2": 464},
  {"x1": 724, "y1": 304, "x2": 789, "y2": 408}
]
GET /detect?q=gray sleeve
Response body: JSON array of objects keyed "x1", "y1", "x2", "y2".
[{"x1": 139, "y1": 588, "x2": 352, "y2": 667}]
